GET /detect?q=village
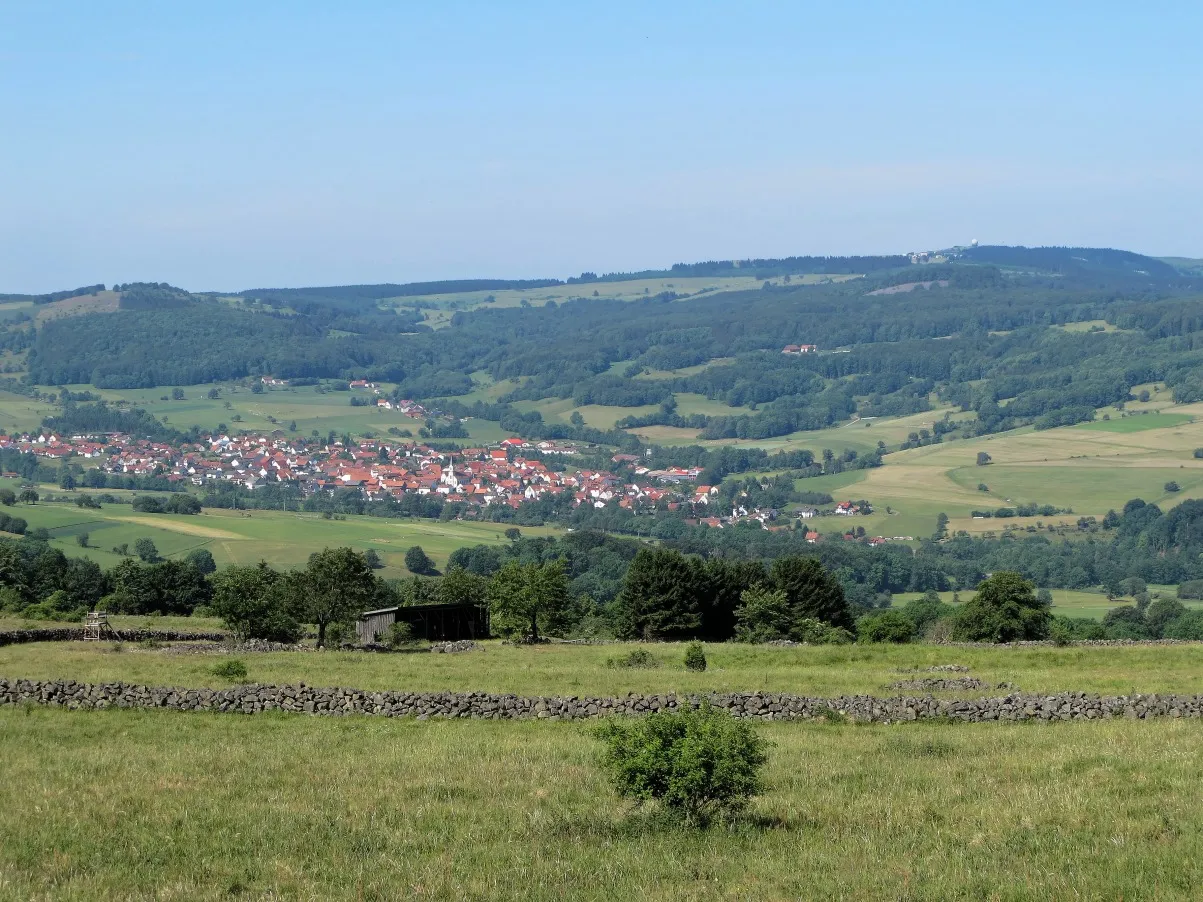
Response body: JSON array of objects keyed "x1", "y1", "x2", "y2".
[{"x1": 0, "y1": 428, "x2": 887, "y2": 539}]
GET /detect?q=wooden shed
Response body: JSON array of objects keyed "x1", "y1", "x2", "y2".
[{"x1": 356, "y1": 603, "x2": 490, "y2": 644}]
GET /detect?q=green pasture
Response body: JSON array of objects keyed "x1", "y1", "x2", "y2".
[
  {"x1": 890, "y1": 586, "x2": 1199, "y2": 622},
  {"x1": 673, "y1": 393, "x2": 750, "y2": 418},
  {"x1": 456, "y1": 373, "x2": 523, "y2": 404},
  {"x1": 4, "y1": 708, "x2": 1201, "y2": 901},
  {"x1": 0, "y1": 388, "x2": 58, "y2": 434},
  {"x1": 685, "y1": 407, "x2": 971, "y2": 458},
  {"x1": 7, "y1": 640, "x2": 1203, "y2": 698},
  {"x1": 1054, "y1": 319, "x2": 1122, "y2": 333},
  {"x1": 33, "y1": 378, "x2": 512, "y2": 446},
  {"x1": 947, "y1": 464, "x2": 1203, "y2": 513},
  {"x1": 1078, "y1": 412, "x2": 1194, "y2": 433},
  {"x1": 0, "y1": 300, "x2": 33, "y2": 323},
  {"x1": 513, "y1": 392, "x2": 753, "y2": 434},
  {"x1": 3, "y1": 502, "x2": 560, "y2": 577},
  {"x1": 632, "y1": 357, "x2": 736, "y2": 380},
  {"x1": 47, "y1": 381, "x2": 433, "y2": 438},
  {"x1": 848, "y1": 406, "x2": 1203, "y2": 538}
]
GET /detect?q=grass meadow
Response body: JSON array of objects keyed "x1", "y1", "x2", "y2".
[
  {"x1": 5, "y1": 620, "x2": 1203, "y2": 899},
  {"x1": 46, "y1": 382, "x2": 435, "y2": 439},
  {"x1": 1, "y1": 500, "x2": 559, "y2": 577},
  {"x1": 6, "y1": 640, "x2": 1203, "y2": 698},
  {"x1": 815, "y1": 401, "x2": 1203, "y2": 541},
  {"x1": 890, "y1": 586, "x2": 1198, "y2": 622},
  {"x1": 1079, "y1": 412, "x2": 1194, "y2": 432},
  {"x1": 2, "y1": 706, "x2": 1202, "y2": 900}
]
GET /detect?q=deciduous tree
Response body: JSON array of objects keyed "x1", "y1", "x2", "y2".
[{"x1": 297, "y1": 547, "x2": 378, "y2": 647}]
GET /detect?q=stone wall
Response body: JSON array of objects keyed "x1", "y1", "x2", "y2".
[
  {"x1": 0, "y1": 628, "x2": 229, "y2": 647},
  {"x1": 938, "y1": 638, "x2": 1203, "y2": 649},
  {"x1": 3, "y1": 677, "x2": 1201, "y2": 724}
]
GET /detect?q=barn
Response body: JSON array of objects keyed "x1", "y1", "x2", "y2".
[{"x1": 356, "y1": 603, "x2": 490, "y2": 644}]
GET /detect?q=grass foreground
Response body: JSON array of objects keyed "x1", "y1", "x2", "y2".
[
  {"x1": 1, "y1": 707, "x2": 1201, "y2": 900},
  {"x1": 6, "y1": 640, "x2": 1203, "y2": 698}
]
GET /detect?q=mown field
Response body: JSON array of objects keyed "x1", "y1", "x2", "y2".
[
  {"x1": 512, "y1": 390, "x2": 757, "y2": 432},
  {"x1": 729, "y1": 401, "x2": 1203, "y2": 543},
  {"x1": 2, "y1": 703, "x2": 1202, "y2": 900},
  {"x1": 0, "y1": 501, "x2": 559, "y2": 577},
  {"x1": 6, "y1": 640, "x2": 1203, "y2": 698}
]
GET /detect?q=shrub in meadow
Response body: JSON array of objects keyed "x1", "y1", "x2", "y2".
[
  {"x1": 683, "y1": 641, "x2": 707, "y2": 671},
  {"x1": 212, "y1": 659, "x2": 249, "y2": 682},
  {"x1": 595, "y1": 705, "x2": 769, "y2": 826}
]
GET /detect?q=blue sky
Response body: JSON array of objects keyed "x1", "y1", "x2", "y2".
[{"x1": 1, "y1": 2, "x2": 1200, "y2": 292}]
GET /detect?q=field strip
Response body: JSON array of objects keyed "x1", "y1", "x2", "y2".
[{"x1": 110, "y1": 516, "x2": 246, "y2": 539}]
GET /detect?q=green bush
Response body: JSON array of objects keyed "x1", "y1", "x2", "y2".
[
  {"x1": 899, "y1": 592, "x2": 954, "y2": 634},
  {"x1": 1048, "y1": 620, "x2": 1073, "y2": 646},
  {"x1": 733, "y1": 587, "x2": 791, "y2": 642},
  {"x1": 607, "y1": 649, "x2": 660, "y2": 669},
  {"x1": 1146, "y1": 598, "x2": 1188, "y2": 637},
  {"x1": 683, "y1": 642, "x2": 707, "y2": 672},
  {"x1": 0, "y1": 586, "x2": 23, "y2": 613},
  {"x1": 1050, "y1": 615, "x2": 1107, "y2": 641},
  {"x1": 594, "y1": 706, "x2": 770, "y2": 825},
  {"x1": 1163, "y1": 611, "x2": 1203, "y2": 640},
  {"x1": 1177, "y1": 580, "x2": 1203, "y2": 600},
  {"x1": 856, "y1": 611, "x2": 916, "y2": 644},
  {"x1": 384, "y1": 622, "x2": 419, "y2": 649},
  {"x1": 211, "y1": 659, "x2": 249, "y2": 682},
  {"x1": 951, "y1": 572, "x2": 1051, "y2": 642},
  {"x1": 1102, "y1": 605, "x2": 1150, "y2": 640},
  {"x1": 792, "y1": 618, "x2": 854, "y2": 645}
]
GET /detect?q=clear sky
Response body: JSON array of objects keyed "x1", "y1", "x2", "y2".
[{"x1": 2, "y1": 1, "x2": 1200, "y2": 293}]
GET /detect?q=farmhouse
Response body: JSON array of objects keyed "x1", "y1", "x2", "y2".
[{"x1": 782, "y1": 344, "x2": 817, "y2": 355}]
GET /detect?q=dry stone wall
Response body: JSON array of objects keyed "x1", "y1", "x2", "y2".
[
  {"x1": 3, "y1": 677, "x2": 1202, "y2": 724},
  {"x1": 0, "y1": 628, "x2": 228, "y2": 647}
]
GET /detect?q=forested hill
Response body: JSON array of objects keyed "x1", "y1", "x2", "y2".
[
  {"x1": 958, "y1": 246, "x2": 1186, "y2": 285},
  {"x1": 235, "y1": 253, "x2": 920, "y2": 306},
  {"x1": 11, "y1": 246, "x2": 1203, "y2": 441},
  {"x1": 239, "y1": 279, "x2": 563, "y2": 310}
]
